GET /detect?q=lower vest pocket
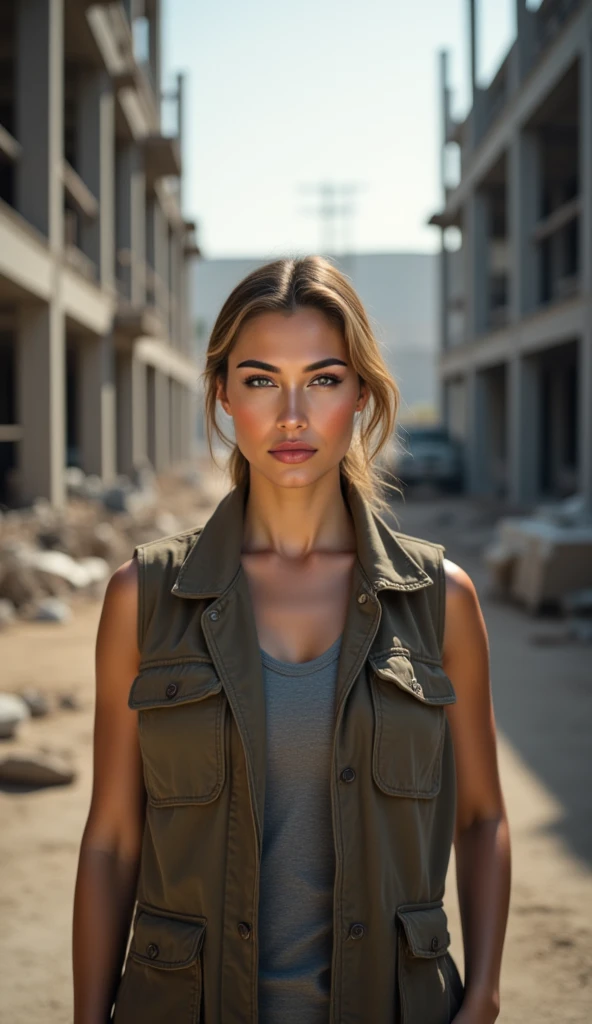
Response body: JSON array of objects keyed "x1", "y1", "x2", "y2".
[
  {"x1": 112, "y1": 907, "x2": 207, "y2": 1024},
  {"x1": 395, "y1": 901, "x2": 464, "y2": 1024}
]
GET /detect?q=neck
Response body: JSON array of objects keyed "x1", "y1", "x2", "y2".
[{"x1": 241, "y1": 467, "x2": 356, "y2": 562}]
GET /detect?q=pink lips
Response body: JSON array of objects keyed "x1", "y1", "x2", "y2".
[{"x1": 269, "y1": 442, "x2": 317, "y2": 464}]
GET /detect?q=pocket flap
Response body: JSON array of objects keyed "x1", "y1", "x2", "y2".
[
  {"x1": 396, "y1": 902, "x2": 451, "y2": 957},
  {"x1": 130, "y1": 909, "x2": 207, "y2": 969},
  {"x1": 129, "y1": 661, "x2": 222, "y2": 710},
  {"x1": 370, "y1": 652, "x2": 456, "y2": 706}
]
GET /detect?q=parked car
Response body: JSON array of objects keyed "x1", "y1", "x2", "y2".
[{"x1": 391, "y1": 424, "x2": 464, "y2": 493}]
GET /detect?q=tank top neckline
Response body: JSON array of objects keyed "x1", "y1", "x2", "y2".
[{"x1": 260, "y1": 632, "x2": 343, "y2": 676}]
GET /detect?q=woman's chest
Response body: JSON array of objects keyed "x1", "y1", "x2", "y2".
[{"x1": 240, "y1": 551, "x2": 356, "y2": 663}]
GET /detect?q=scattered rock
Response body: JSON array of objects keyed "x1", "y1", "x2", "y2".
[
  {"x1": 0, "y1": 598, "x2": 16, "y2": 629},
  {"x1": 58, "y1": 693, "x2": 81, "y2": 711},
  {"x1": 20, "y1": 689, "x2": 50, "y2": 718},
  {"x1": 31, "y1": 597, "x2": 72, "y2": 624},
  {"x1": 0, "y1": 750, "x2": 76, "y2": 788},
  {"x1": 0, "y1": 693, "x2": 30, "y2": 739}
]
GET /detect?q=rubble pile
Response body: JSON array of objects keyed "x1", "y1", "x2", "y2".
[
  {"x1": 484, "y1": 493, "x2": 592, "y2": 623},
  {"x1": 0, "y1": 460, "x2": 226, "y2": 630}
]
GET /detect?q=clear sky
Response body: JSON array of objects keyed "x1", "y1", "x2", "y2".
[{"x1": 162, "y1": 0, "x2": 522, "y2": 258}]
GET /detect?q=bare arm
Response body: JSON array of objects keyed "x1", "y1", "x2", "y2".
[
  {"x1": 442, "y1": 559, "x2": 511, "y2": 1024},
  {"x1": 72, "y1": 557, "x2": 146, "y2": 1024}
]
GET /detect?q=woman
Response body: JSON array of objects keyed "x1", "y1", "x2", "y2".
[{"x1": 72, "y1": 256, "x2": 511, "y2": 1024}]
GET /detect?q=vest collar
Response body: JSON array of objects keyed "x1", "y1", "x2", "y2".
[{"x1": 171, "y1": 474, "x2": 434, "y2": 599}]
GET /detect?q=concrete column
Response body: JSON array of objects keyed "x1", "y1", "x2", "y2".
[
  {"x1": 148, "y1": 199, "x2": 169, "y2": 324},
  {"x1": 580, "y1": 30, "x2": 592, "y2": 512},
  {"x1": 149, "y1": 0, "x2": 162, "y2": 98},
  {"x1": 511, "y1": 0, "x2": 537, "y2": 88},
  {"x1": 186, "y1": 386, "x2": 197, "y2": 461},
  {"x1": 15, "y1": 0, "x2": 64, "y2": 248},
  {"x1": 176, "y1": 385, "x2": 186, "y2": 460},
  {"x1": 507, "y1": 354, "x2": 541, "y2": 505},
  {"x1": 168, "y1": 228, "x2": 179, "y2": 346},
  {"x1": 117, "y1": 352, "x2": 148, "y2": 475},
  {"x1": 580, "y1": 28, "x2": 592, "y2": 295},
  {"x1": 465, "y1": 367, "x2": 492, "y2": 495},
  {"x1": 78, "y1": 71, "x2": 115, "y2": 288},
  {"x1": 548, "y1": 367, "x2": 565, "y2": 492},
  {"x1": 463, "y1": 189, "x2": 489, "y2": 341},
  {"x1": 153, "y1": 369, "x2": 170, "y2": 472},
  {"x1": 17, "y1": 302, "x2": 66, "y2": 505},
  {"x1": 79, "y1": 336, "x2": 117, "y2": 481},
  {"x1": 178, "y1": 240, "x2": 188, "y2": 355},
  {"x1": 508, "y1": 128, "x2": 541, "y2": 320},
  {"x1": 168, "y1": 378, "x2": 178, "y2": 463},
  {"x1": 116, "y1": 144, "x2": 146, "y2": 304},
  {"x1": 439, "y1": 234, "x2": 449, "y2": 352},
  {"x1": 579, "y1": 330, "x2": 592, "y2": 511}
]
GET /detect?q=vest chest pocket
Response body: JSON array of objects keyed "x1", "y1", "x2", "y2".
[
  {"x1": 369, "y1": 651, "x2": 456, "y2": 799},
  {"x1": 129, "y1": 662, "x2": 226, "y2": 806},
  {"x1": 395, "y1": 901, "x2": 464, "y2": 1024},
  {"x1": 112, "y1": 906, "x2": 207, "y2": 1024}
]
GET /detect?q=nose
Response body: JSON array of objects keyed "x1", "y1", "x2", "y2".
[{"x1": 276, "y1": 387, "x2": 308, "y2": 430}]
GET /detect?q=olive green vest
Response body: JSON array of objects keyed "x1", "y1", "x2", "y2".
[{"x1": 111, "y1": 476, "x2": 464, "y2": 1024}]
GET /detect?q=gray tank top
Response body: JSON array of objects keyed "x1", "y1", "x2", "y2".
[{"x1": 257, "y1": 632, "x2": 342, "y2": 1024}]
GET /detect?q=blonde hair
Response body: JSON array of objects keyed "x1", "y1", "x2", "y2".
[{"x1": 200, "y1": 255, "x2": 401, "y2": 514}]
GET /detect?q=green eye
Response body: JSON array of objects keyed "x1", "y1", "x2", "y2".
[{"x1": 244, "y1": 375, "x2": 275, "y2": 387}]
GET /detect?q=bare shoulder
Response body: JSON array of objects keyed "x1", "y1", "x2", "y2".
[
  {"x1": 97, "y1": 557, "x2": 140, "y2": 671},
  {"x1": 442, "y1": 557, "x2": 489, "y2": 669}
]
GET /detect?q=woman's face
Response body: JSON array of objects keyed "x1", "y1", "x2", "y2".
[{"x1": 216, "y1": 306, "x2": 369, "y2": 487}]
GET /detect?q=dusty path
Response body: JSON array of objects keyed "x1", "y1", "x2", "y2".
[{"x1": 0, "y1": 494, "x2": 591, "y2": 1022}]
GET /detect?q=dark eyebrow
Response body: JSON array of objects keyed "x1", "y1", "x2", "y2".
[{"x1": 235, "y1": 358, "x2": 348, "y2": 373}]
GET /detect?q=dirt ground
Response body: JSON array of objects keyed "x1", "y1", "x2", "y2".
[{"x1": 1, "y1": 490, "x2": 591, "y2": 1022}]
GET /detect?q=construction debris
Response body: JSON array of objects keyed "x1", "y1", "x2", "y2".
[
  {"x1": 0, "y1": 462, "x2": 225, "y2": 631},
  {"x1": 484, "y1": 493, "x2": 592, "y2": 614},
  {"x1": 0, "y1": 693, "x2": 30, "y2": 740}
]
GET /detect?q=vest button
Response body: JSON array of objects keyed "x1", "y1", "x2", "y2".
[
  {"x1": 430, "y1": 935, "x2": 439, "y2": 952},
  {"x1": 349, "y1": 922, "x2": 365, "y2": 939},
  {"x1": 340, "y1": 767, "x2": 356, "y2": 783},
  {"x1": 209, "y1": 609, "x2": 219, "y2": 621},
  {"x1": 357, "y1": 592, "x2": 368, "y2": 604},
  {"x1": 165, "y1": 682, "x2": 178, "y2": 699},
  {"x1": 146, "y1": 942, "x2": 159, "y2": 959},
  {"x1": 237, "y1": 921, "x2": 251, "y2": 940}
]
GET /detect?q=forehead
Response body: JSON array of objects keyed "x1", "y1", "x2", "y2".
[{"x1": 231, "y1": 307, "x2": 346, "y2": 362}]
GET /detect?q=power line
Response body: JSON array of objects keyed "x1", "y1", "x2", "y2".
[{"x1": 297, "y1": 180, "x2": 366, "y2": 256}]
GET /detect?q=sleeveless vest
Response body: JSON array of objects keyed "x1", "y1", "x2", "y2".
[{"x1": 110, "y1": 476, "x2": 465, "y2": 1024}]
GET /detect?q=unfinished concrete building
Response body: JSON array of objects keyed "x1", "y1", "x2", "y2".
[
  {"x1": 430, "y1": 0, "x2": 592, "y2": 507},
  {"x1": 0, "y1": 0, "x2": 200, "y2": 506}
]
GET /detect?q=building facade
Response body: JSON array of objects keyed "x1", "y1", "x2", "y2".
[
  {"x1": 193, "y1": 252, "x2": 439, "y2": 452},
  {"x1": 430, "y1": 0, "x2": 592, "y2": 506},
  {"x1": 0, "y1": 0, "x2": 200, "y2": 506}
]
